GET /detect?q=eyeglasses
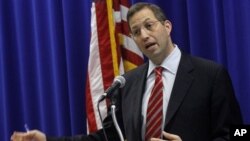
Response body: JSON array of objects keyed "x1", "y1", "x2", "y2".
[{"x1": 130, "y1": 20, "x2": 162, "y2": 38}]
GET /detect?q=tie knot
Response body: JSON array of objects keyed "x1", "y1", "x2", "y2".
[{"x1": 154, "y1": 67, "x2": 163, "y2": 76}]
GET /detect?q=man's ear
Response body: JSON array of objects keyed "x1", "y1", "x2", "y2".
[{"x1": 164, "y1": 20, "x2": 172, "y2": 35}]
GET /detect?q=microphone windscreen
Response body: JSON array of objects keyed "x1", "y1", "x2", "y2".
[{"x1": 114, "y1": 75, "x2": 126, "y2": 88}]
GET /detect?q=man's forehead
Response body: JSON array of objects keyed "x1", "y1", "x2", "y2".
[
  {"x1": 130, "y1": 17, "x2": 156, "y2": 29},
  {"x1": 129, "y1": 8, "x2": 156, "y2": 29},
  {"x1": 131, "y1": 8, "x2": 155, "y2": 20}
]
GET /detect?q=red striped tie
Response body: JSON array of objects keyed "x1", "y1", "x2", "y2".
[{"x1": 145, "y1": 67, "x2": 163, "y2": 141}]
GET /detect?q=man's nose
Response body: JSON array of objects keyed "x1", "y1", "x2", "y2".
[{"x1": 140, "y1": 28, "x2": 150, "y2": 40}]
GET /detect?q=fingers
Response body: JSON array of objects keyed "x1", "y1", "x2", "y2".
[
  {"x1": 147, "y1": 132, "x2": 182, "y2": 141},
  {"x1": 10, "y1": 131, "x2": 34, "y2": 141},
  {"x1": 149, "y1": 138, "x2": 164, "y2": 141},
  {"x1": 148, "y1": 137, "x2": 169, "y2": 141},
  {"x1": 162, "y1": 131, "x2": 182, "y2": 141},
  {"x1": 11, "y1": 131, "x2": 26, "y2": 141}
]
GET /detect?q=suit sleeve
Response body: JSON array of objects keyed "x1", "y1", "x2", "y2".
[{"x1": 211, "y1": 67, "x2": 243, "y2": 141}]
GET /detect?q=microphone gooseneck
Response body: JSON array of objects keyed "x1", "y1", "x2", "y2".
[
  {"x1": 97, "y1": 75, "x2": 126, "y2": 141},
  {"x1": 98, "y1": 75, "x2": 126, "y2": 102}
]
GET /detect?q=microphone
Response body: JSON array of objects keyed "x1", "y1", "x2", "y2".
[{"x1": 98, "y1": 75, "x2": 126, "y2": 102}]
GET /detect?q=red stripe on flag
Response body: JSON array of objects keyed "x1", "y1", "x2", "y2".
[
  {"x1": 95, "y1": 1, "x2": 114, "y2": 90},
  {"x1": 113, "y1": 0, "x2": 130, "y2": 11},
  {"x1": 116, "y1": 22, "x2": 130, "y2": 37},
  {"x1": 120, "y1": 0, "x2": 130, "y2": 7},
  {"x1": 86, "y1": 75, "x2": 98, "y2": 132},
  {"x1": 113, "y1": 0, "x2": 120, "y2": 11},
  {"x1": 122, "y1": 22, "x2": 130, "y2": 36},
  {"x1": 122, "y1": 47, "x2": 144, "y2": 66}
]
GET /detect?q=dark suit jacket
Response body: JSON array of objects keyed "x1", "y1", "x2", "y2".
[{"x1": 47, "y1": 53, "x2": 242, "y2": 141}]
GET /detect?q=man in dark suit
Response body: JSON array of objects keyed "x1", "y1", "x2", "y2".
[{"x1": 11, "y1": 2, "x2": 242, "y2": 141}]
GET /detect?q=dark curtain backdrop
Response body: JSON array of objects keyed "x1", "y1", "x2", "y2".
[{"x1": 0, "y1": 0, "x2": 249, "y2": 141}]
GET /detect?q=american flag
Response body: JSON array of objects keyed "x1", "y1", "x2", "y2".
[{"x1": 86, "y1": 0, "x2": 144, "y2": 133}]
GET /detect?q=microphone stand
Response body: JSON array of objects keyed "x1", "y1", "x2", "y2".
[{"x1": 110, "y1": 99, "x2": 124, "y2": 141}]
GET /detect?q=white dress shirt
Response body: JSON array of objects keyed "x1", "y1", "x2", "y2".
[{"x1": 141, "y1": 45, "x2": 181, "y2": 140}]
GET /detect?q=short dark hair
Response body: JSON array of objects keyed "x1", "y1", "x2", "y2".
[{"x1": 127, "y1": 2, "x2": 167, "y2": 26}]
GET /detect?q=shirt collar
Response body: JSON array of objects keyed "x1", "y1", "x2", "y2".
[{"x1": 147, "y1": 44, "x2": 181, "y2": 77}]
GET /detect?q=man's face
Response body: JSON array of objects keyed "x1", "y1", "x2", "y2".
[{"x1": 129, "y1": 8, "x2": 172, "y2": 64}]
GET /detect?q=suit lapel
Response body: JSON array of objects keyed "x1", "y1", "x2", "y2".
[
  {"x1": 131, "y1": 63, "x2": 148, "y2": 140},
  {"x1": 165, "y1": 53, "x2": 194, "y2": 126}
]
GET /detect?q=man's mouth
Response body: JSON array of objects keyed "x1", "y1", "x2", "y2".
[{"x1": 145, "y1": 43, "x2": 156, "y2": 49}]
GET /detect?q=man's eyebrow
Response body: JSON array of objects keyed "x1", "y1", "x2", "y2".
[
  {"x1": 131, "y1": 18, "x2": 152, "y2": 29},
  {"x1": 143, "y1": 18, "x2": 151, "y2": 22}
]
